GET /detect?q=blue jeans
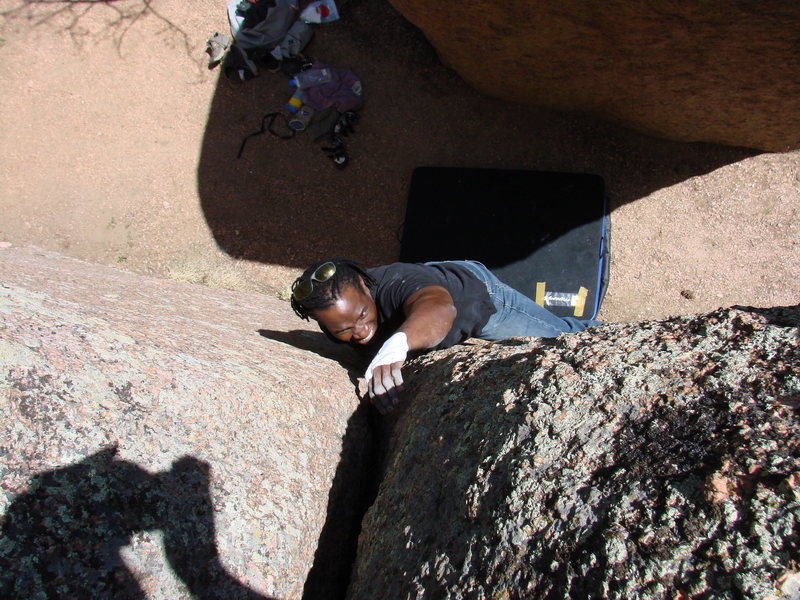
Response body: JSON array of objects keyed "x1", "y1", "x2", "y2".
[{"x1": 444, "y1": 260, "x2": 601, "y2": 340}]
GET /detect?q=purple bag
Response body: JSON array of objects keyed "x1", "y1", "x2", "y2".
[{"x1": 303, "y1": 61, "x2": 364, "y2": 113}]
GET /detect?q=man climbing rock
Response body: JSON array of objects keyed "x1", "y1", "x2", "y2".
[{"x1": 290, "y1": 258, "x2": 600, "y2": 413}]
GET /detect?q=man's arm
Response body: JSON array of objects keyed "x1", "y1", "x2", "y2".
[
  {"x1": 398, "y1": 285, "x2": 457, "y2": 350},
  {"x1": 367, "y1": 285, "x2": 456, "y2": 412}
]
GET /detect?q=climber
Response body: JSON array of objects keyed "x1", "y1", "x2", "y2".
[{"x1": 290, "y1": 258, "x2": 600, "y2": 414}]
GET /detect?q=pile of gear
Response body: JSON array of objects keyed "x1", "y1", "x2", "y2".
[{"x1": 205, "y1": 0, "x2": 363, "y2": 169}]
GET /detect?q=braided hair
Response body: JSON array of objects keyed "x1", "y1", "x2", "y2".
[{"x1": 290, "y1": 258, "x2": 377, "y2": 320}]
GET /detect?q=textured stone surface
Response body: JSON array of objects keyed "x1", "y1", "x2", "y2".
[
  {"x1": 0, "y1": 246, "x2": 364, "y2": 599},
  {"x1": 347, "y1": 306, "x2": 800, "y2": 599},
  {"x1": 388, "y1": 0, "x2": 800, "y2": 151}
]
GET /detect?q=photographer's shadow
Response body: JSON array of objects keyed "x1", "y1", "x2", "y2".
[{"x1": 0, "y1": 446, "x2": 274, "y2": 600}]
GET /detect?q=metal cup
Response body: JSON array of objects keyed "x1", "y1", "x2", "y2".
[{"x1": 288, "y1": 105, "x2": 315, "y2": 131}]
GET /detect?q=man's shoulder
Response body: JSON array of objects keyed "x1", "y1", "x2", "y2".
[
  {"x1": 369, "y1": 261, "x2": 477, "y2": 283},
  {"x1": 368, "y1": 262, "x2": 429, "y2": 282},
  {"x1": 368, "y1": 263, "x2": 441, "y2": 307}
]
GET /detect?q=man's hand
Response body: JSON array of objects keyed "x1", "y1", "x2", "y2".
[
  {"x1": 367, "y1": 361, "x2": 404, "y2": 414},
  {"x1": 365, "y1": 332, "x2": 408, "y2": 414}
]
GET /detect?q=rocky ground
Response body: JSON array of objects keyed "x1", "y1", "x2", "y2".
[{"x1": 0, "y1": 0, "x2": 798, "y2": 323}]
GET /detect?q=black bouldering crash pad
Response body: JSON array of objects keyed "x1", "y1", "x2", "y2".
[{"x1": 399, "y1": 167, "x2": 610, "y2": 319}]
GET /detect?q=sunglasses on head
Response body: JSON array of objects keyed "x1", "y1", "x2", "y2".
[{"x1": 292, "y1": 261, "x2": 337, "y2": 301}]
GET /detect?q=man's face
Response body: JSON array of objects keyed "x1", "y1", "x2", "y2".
[{"x1": 312, "y1": 278, "x2": 379, "y2": 345}]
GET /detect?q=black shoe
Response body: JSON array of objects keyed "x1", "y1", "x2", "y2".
[
  {"x1": 322, "y1": 135, "x2": 348, "y2": 170},
  {"x1": 333, "y1": 111, "x2": 358, "y2": 136}
]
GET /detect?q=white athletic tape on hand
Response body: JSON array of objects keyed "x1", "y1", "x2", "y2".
[{"x1": 364, "y1": 332, "x2": 409, "y2": 383}]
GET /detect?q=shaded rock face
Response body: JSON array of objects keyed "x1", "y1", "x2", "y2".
[
  {"x1": 0, "y1": 247, "x2": 366, "y2": 599},
  {"x1": 388, "y1": 0, "x2": 800, "y2": 151},
  {"x1": 347, "y1": 306, "x2": 800, "y2": 599}
]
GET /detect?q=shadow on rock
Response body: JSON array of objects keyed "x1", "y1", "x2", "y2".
[
  {"x1": 258, "y1": 328, "x2": 365, "y2": 373},
  {"x1": 733, "y1": 304, "x2": 800, "y2": 334},
  {"x1": 0, "y1": 446, "x2": 274, "y2": 600},
  {"x1": 301, "y1": 401, "x2": 382, "y2": 600}
]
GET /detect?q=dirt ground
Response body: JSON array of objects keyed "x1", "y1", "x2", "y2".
[{"x1": 1, "y1": 0, "x2": 798, "y2": 324}]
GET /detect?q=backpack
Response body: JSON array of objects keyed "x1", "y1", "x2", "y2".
[
  {"x1": 228, "y1": 0, "x2": 298, "y2": 50},
  {"x1": 224, "y1": 0, "x2": 312, "y2": 80},
  {"x1": 301, "y1": 61, "x2": 364, "y2": 113}
]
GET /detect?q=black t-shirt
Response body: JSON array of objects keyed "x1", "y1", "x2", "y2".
[{"x1": 366, "y1": 262, "x2": 496, "y2": 350}]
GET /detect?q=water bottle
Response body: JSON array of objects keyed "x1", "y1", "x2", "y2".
[
  {"x1": 289, "y1": 68, "x2": 333, "y2": 89},
  {"x1": 285, "y1": 89, "x2": 305, "y2": 113}
]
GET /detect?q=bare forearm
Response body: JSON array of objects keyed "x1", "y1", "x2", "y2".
[
  {"x1": 398, "y1": 286, "x2": 457, "y2": 351},
  {"x1": 398, "y1": 304, "x2": 456, "y2": 350}
]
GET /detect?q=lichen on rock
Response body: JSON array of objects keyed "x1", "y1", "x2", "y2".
[{"x1": 347, "y1": 306, "x2": 800, "y2": 600}]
